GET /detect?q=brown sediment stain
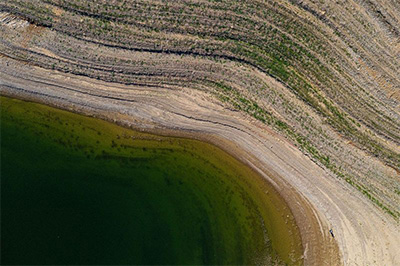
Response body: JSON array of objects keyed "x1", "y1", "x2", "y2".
[
  {"x1": 52, "y1": 6, "x2": 63, "y2": 17},
  {"x1": 1, "y1": 0, "x2": 400, "y2": 263},
  {"x1": 20, "y1": 24, "x2": 44, "y2": 49},
  {"x1": 358, "y1": 58, "x2": 400, "y2": 102},
  {"x1": 51, "y1": 5, "x2": 64, "y2": 23}
]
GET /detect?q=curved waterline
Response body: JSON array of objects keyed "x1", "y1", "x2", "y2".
[{"x1": 1, "y1": 96, "x2": 303, "y2": 265}]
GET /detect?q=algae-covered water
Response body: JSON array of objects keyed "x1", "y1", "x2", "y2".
[{"x1": 1, "y1": 97, "x2": 303, "y2": 265}]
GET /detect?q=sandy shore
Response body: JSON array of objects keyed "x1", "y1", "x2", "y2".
[{"x1": 1, "y1": 57, "x2": 399, "y2": 265}]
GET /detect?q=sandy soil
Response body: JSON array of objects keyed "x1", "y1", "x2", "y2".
[{"x1": 1, "y1": 58, "x2": 399, "y2": 265}]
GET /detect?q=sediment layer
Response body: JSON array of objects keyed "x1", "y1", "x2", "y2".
[{"x1": 1, "y1": 1, "x2": 399, "y2": 265}]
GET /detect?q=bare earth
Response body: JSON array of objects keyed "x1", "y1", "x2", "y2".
[
  {"x1": 1, "y1": 1, "x2": 400, "y2": 264},
  {"x1": 1, "y1": 60, "x2": 399, "y2": 265}
]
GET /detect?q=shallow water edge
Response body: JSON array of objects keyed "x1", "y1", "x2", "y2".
[{"x1": 1, "y1": 95, "x2": 304, "y2": 265}]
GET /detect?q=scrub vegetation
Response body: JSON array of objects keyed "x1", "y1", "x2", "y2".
[{"x1": 0, "y1": 0, "x2": 399, "y2": 219}]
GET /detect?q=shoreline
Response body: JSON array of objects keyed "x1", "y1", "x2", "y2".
[
  {"x1": 1, "y1": 57, "x2": 399, "y2": 265},
  {"x1": 2, "y1": 1, "x2": 400, "y2": 263},
  {"x1": 0, "y1": 90, "x2": 340, "y2": 265},
  {"x1": 2, "y1": 95, "x2": 304, "y2": 264}
]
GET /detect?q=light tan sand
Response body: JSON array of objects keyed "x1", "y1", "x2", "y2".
[{"x1": 1, "y1": 58, "x2": 399, "y2": 265}]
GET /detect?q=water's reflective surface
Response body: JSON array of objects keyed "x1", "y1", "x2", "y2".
[{"x1": 1, "y1": 97, "x2": 303, "y2": 265}]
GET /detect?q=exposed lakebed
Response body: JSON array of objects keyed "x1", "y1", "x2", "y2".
[{"x1": 1, "y1": 97, "x2": 303, "y2": 265}]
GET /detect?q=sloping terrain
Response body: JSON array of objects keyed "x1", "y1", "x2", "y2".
[{"x1": 1, "y1": 0, "x2": 399, "y2": 265}]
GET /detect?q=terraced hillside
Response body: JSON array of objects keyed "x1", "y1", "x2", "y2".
[{"x1": 1, "y1": 0, "x2": 399, "y2": 265}]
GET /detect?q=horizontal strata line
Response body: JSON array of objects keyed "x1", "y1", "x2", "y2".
[
  {"x1": 2, "y1": 10, "x2": 399, "y2": 158},
  {"x1": 1, "y1": 15, "x2": 320, "y2": 114},
  {"x1": 3, "y1": 49, "x2": 400, "y2": 159},
  {"x1": 3, "y1": 44, "x2": 399, "y2": 158},
  {"x1": 0, "y1": 52, "x2": 171, "y2": 89},
  {"x1": 0, "y1": 73, "x2": 139, "y2": 103},
  {"x1": 0, "y1": 6, "x2": 52, "y2": 27},
  {"x1": 1, "y1": 9, "x2": 353, "y2": 119},
  {"x1": 0, "y1": 79, "x2": 250, "y2": 137},
  {"x1": 0, "y1": 84, "x2": 76, "y2": 104},
  {"x1": 0, "y1": 84, "x2": 120, "y2": 118},
  {"x1": 36, "y1": 1, "x2": 287, "y2": 41},
  {"x1": 0, "y1": 8, "x2": 297, "y2": 95},
  {"x1": 61, "y1": 38, "x2": 399, "y2": 144},
  {"x1": 2, "y1": 6, "x2": 400, "y2": 134},
  {"x1": 0, "y1": 43, "x2": 190, "y2": 78},
  {"x1": 167, "y1": 109, "x2": 250, "y2": 134}
]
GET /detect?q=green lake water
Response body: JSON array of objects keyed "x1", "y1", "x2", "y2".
[{"x1": 0, "y1": 96, "x2": 303, "y2": 265}]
